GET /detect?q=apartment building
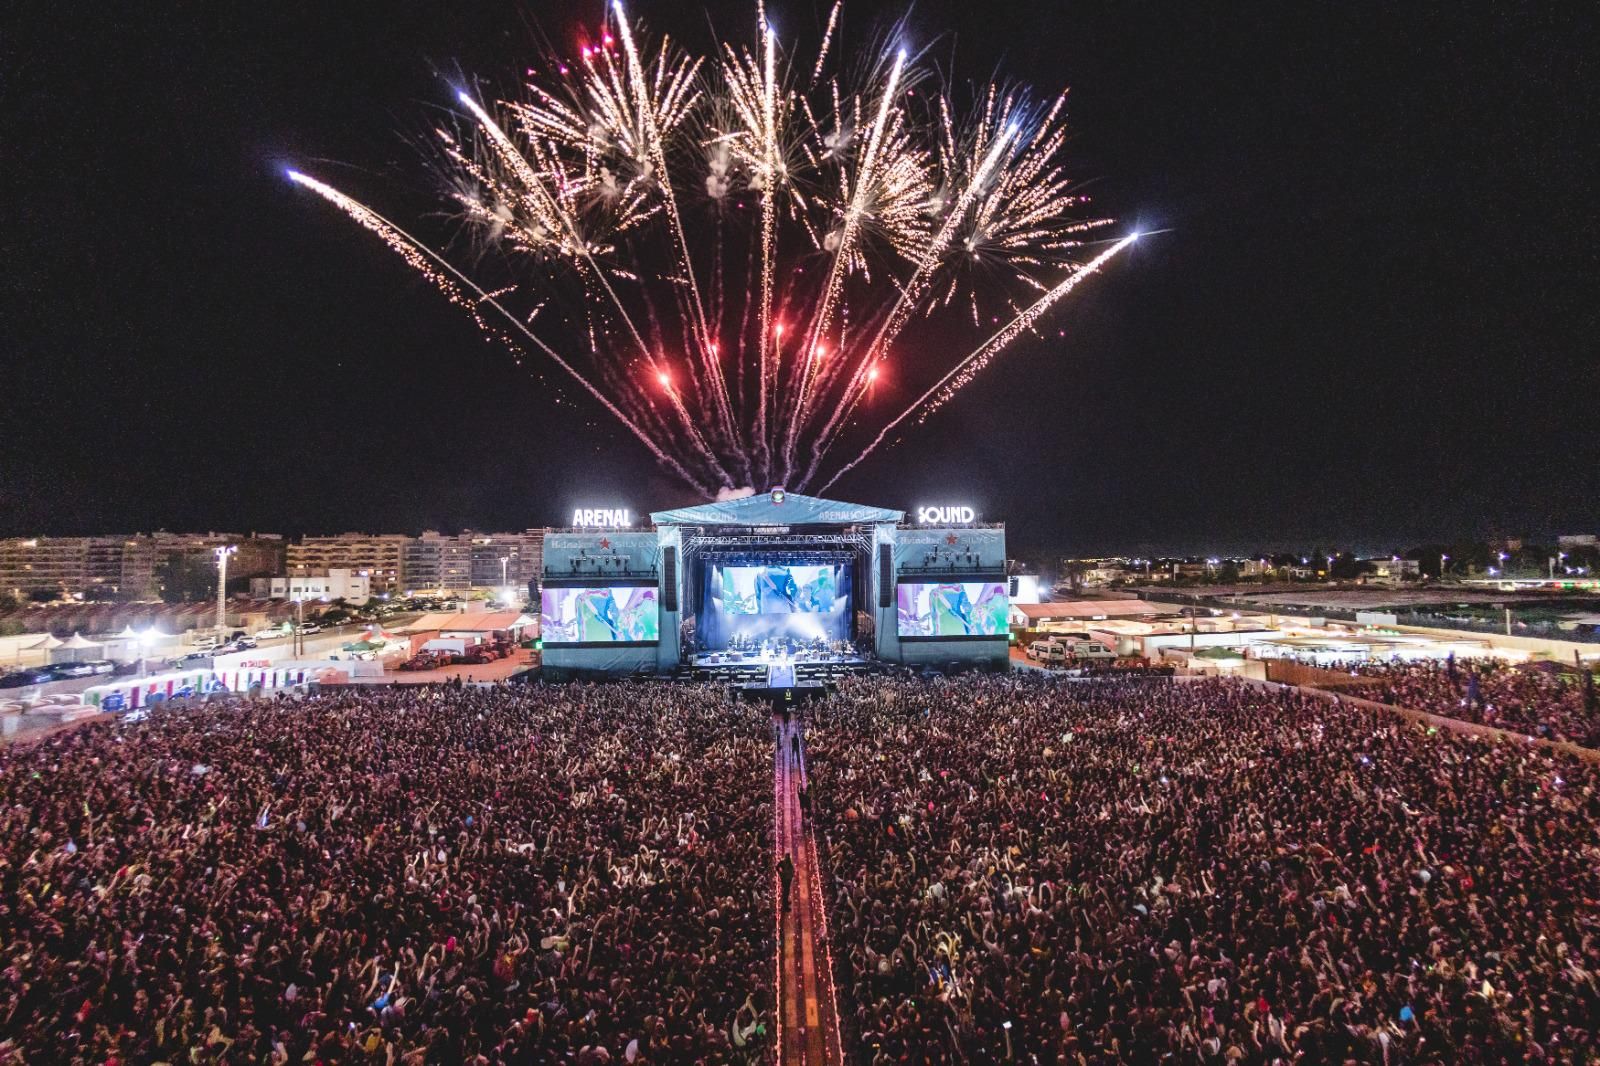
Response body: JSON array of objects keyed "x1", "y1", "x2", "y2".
[
  {"x1": 287, "y1": 534, "x2": 409, "y2": 594},
  {"x1": 403, "y1": 532, "x2": 473, "y2": 594},
  {"x1": 1, "y1": 533, "x2": 285, "y2": 601},
  {"x1": 468, "y1": 530, "x2": 547, "y2": 592}
]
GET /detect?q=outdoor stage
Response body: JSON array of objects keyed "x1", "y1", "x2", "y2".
[{"x1": 538, "y1": 490, "x2": 1010, "y2": 681}]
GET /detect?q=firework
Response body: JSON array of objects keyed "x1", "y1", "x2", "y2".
[{"x1": 290, "y1": 2, "x2": 1134, "y2": 493}]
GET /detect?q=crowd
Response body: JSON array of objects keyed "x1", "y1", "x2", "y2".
[
  {"x1": 808, "y1": 675, "x2": 1600, "y2": 1064},
  {"x1": 0, "y1": 683, "x2": 773, "y2": 1064},
  {"x1": 1337, "y1": 659, "x2": 1600, "y2": 748}
]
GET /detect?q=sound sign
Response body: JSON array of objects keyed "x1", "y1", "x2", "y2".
[{"x1": 916, "y1": 505, "x2": 976, "y2": 524}]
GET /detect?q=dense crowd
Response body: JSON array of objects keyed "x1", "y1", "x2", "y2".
[
  {"x1": 808, "y1": 675, "x2": 1600, "y2": 1064},
  {"x1": 0, "y1": 684, "x2": 773, "y2": 1064},
  {"x1": 1338, "y1": 659, "x2": 1600, "y2": 748}
]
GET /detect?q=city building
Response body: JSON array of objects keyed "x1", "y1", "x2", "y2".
[
  {"x1": 1557, "y1": 534, "x2": 1597, "y2": 550},
  {"x1": 402, "y1": 532, "x2": 473, "y2": 595},
  {"x1": 0, "y1": 536, "x2": 142, "y2": 599},
  {"x1": 1, "y1": 533, "x2": 284, "y2": 601},
  {"x1": 468, "y1": 530, "x2": 546, "y2": 594},
  {"x1": 287, "y1": 534, "x2": 409, "y2": 594},
  {"x1": 1360, "y1": 556, "x2": 1421, "y2": 583},
  {"x1": 254, "y1": 568, "x2": 372, "y2": 602}
]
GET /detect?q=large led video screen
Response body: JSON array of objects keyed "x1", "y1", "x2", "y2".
[
  {"x1": 897, "y1": 581, "x2": 1009, "y2": 638},
  {"x1": 718, "y1": 564, "x2": 842, "y2": 615},
  {"x1": 540, "y1": 586, "x2": 660, "y2": 644},
  {"x1": 699, "y1": 562, "x2": 852, "y2": 649}
]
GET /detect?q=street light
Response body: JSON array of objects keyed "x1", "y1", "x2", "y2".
[
  {"x1": 1440, "y1": 553, "x2": 1449, "y2": 579},
  {"x1": 137, "y1": 627, "x2": 160, "y2": 678},
  {"x1": 1549, "y1": 553, "x2": 1567, "y2": 580},
  {"x1": 213, "y1": 545, "x2": 236, "y2": 636}
]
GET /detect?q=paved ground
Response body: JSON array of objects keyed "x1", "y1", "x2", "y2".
[{"x1": 774, "y1": 714, "x2": 844, "y2": 1065}]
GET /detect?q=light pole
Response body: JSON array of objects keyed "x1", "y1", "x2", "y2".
[
  {"x1": 137, "y1": 628, "x2": 158, "y2": 678},
  {"x1": 214, "y1": 545, "x2": 236, "y2": 636},
  {"x1": 293, "y1": 597, "x2": 304, "y2": 657},
  {"x1": 500, "y1": 555, "x2": 509, "y2": 600},
  {"x1": 1440, "y1": 553, "x2": 1449, "y2": 580}
]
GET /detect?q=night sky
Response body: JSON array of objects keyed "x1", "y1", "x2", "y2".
[{"x1": 3, "y1": 2, "x2": 1595, "y2": 557}]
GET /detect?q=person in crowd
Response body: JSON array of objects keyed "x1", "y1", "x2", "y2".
[
  {"x1": 0, "y1": 683, "x2": 774, "y2": 1064},
  {"x1": 808, "y1": 674, "x2": 1600, "y2": 1064},
  {"x1": 1334, "y1": 658, "x2": 1600, "y2": 748}
]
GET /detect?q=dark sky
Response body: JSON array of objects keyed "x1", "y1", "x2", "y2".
[{"x1": 3, "y1": 1, "x2": 1595, "y2": 558}]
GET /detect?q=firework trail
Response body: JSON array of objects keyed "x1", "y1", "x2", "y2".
[
  {"x1": 818, "y1": 232, "x2": 1140, "y2": 492},
  {"x1": 290, "y1": 2, "x2": 1133, "y2": 493}
]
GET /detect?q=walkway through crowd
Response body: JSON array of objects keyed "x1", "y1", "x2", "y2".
[{"x1": 773, "y1": 712, "x2": 843, "y2": 1066}]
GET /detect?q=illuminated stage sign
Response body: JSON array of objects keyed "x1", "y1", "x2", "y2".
[
  {"x1": 572, "y1": 508, "x2": 632, "y2": 528},
  {"x1": 916, "y1": 505, "x2": 976, "y2": 524}
]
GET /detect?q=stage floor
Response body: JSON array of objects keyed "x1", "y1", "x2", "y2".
[
  {"x1": 691, "y1": 650, "x2": 869, "y2": 669},
  {"x1": 691, "y1": 649, "x2": 871, "y2": 692}
]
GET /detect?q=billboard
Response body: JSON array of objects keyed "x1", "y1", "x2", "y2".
[
  {"x1": 897, "y1": 581, "x2": 1009, "y2": 638},
  {"x1": 540, "y1": 586, "x2": 660, "y2": 644}
]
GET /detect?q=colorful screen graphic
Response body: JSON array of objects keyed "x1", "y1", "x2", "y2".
[
  {"x1": 896, "y1": 582, "x2": 1009, "y2": 637},
  {"x1": 716, "y1": 564, "x2": 842, "y2": 615},
  {"x1": 540, "y1": 586, "x2": 660, "y2": 643}
]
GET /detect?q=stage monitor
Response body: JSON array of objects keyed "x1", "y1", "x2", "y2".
[
  {"x1": 540, "y1": 586, "x2": 660, "y2": 645},
  {"x1": 699, "y1": 561, "x2": 852, "y2": 649},
  {"x1": 896, "y1": 581, "x2": 1009, "y2": 639}
]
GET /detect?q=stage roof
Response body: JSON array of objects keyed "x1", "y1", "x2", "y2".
[
  {"x1": 1013, "y1": 600, "x2": 1166, "y2": 622},
  {"x1": 651, "y1": 491, "x2": 904, "y2": 527}
]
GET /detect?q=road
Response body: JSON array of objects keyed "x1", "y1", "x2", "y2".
[{"x1": 1, "y1": 618, "x2": 418, "y2": 703}]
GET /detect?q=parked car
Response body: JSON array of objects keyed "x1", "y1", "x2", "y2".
[
  {"x1": 0, "y1": 670, "x2": 48, "y2": 689},
  {"x1": 165, "y1": 651, "x2": 211, "y2": 666},
  {"x1": 191, "y1": 634, "x2": 220, "y2": 650},
  {"x1": 255, "y1": 627, "x2": 288, "y2": 641},
  {"x1": 84, "y1": 659, "x2": 117, "y2": 675},
  {"x1": 48, "y1": 662, "x2": 98, "y2": 679},
  {"x1": 297, "y1": 622, "x2": 322, "y2": 634}
]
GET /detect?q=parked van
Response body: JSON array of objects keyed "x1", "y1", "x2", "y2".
[{"x1": 1028, "y1": 639, "x2": 1068, "y2": 663}]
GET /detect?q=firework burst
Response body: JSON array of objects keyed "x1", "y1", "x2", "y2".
[{"x1": 291, "y1": 2, "x2": 1135, "y2": 495}]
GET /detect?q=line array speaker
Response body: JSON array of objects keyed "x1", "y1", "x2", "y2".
[
  {"x1": 878, "y1": 544, "x2": 894, "y2": 608},
  {"x1": 662, "y1": 547, "x2": 678, "y2": 611}
]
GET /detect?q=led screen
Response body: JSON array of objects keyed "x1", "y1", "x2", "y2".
[
  {"x1": 717, "y1": 564, "x2": 842, "y2": 615},
  {"x1": 540, "y1": 586, "x2": 660, "y2": 643},
  {"x1": 896, "y1": 582, "x2": 1009, "y2": 638},
  {"x1": 698, "y1": 561, "x2": 852, "y2": 649}
]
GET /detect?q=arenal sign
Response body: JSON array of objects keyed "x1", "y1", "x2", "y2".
[
  {"x1": 916, "y1": 505, "x2": 976, "y2": 524},
  {"x1": 572, "y1": 508, "x2": 632, "y2": 528}
]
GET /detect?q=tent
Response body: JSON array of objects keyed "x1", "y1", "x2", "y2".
[
  {"x1": 52, "y1": 632, "x2": 105, "y2": 664},
  {"x1": 29, "y1": 634, "x2": 64, "y2": 651}
]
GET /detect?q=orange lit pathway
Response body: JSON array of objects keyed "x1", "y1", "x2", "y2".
[{"x1": 773, "y1": 713, "x2": 844, "y2": 1066}]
